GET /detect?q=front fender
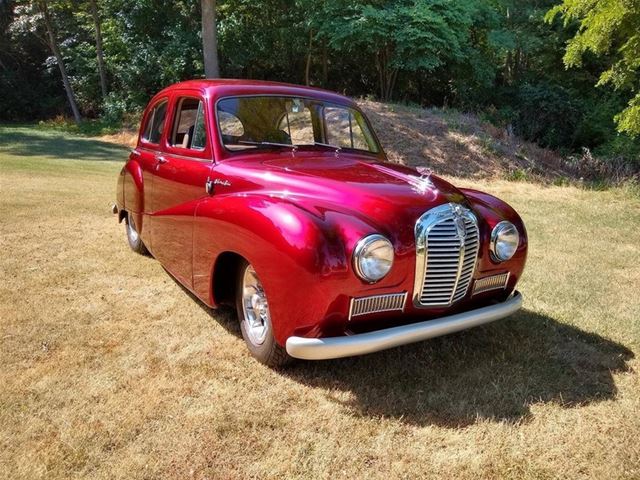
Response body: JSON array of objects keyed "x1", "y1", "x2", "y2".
[
  {"x1": 193, "y1": 194, "x2": 357, "y2": 345},
  {"x1": 460, "y1": 188, "x2": 528, "y2": 290}
]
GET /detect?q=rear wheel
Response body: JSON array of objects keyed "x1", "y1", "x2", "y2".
[
  {"x1": 125, "y1": 212, "x2": 149, "y2": 255},
  {"x1": 236, "y1": 260, "x2": 291, "y2": 367}
]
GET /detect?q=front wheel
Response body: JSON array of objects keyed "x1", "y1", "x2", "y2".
[
  {"x1": 236, "y1": 260, "x2": 291, "y2": 367},
  {"x1": 125, "y1": 212, "x2": 149, "y2": 255}
]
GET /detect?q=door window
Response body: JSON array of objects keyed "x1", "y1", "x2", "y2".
[
  {"x1": 142, "y1": 100, "x2": 168, "y2": 144},
  {"x1": 170, "y1": 98, "x2": 207, "y2": 150}
]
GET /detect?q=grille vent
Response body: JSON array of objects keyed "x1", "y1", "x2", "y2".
[
  {"x1": 349, "y1": 292, "x2": 407, "y2": 319},
  {"x1": 473, "y1": 273, "x2": 509, "y2": 295}
]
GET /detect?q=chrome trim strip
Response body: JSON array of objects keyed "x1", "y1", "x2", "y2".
[
  {"x1": 138, "y1": 147, "x2": 212, "y2": 163},
  {"x1": 286, "y1": 291, "x2": 523, "y2": 360},
  {"x1": 348, "y1": 292, "x2": 407, "y2": 320}
]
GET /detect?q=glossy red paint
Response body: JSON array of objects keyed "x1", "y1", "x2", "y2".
[{"x1": 116, "y1": 79, "x2": 528, "y2": 346}]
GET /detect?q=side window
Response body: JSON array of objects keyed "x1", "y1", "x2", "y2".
[
  {"x1": 325, "y1": 107, "x2": 369, "y2": 150},
  {"x1": 142, "y1": 100, "x2": 168, "y2": 144},
  {"x1": 278, "y1": 107, "x2": 314, "y2": 145},
  {"x1": 170, "y1": 98, "x2": 207, "y2": 150}
]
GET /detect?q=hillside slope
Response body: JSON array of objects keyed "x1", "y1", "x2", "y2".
[{"x1": 358, "y1": 100, "x2": 568, "y2": 180}]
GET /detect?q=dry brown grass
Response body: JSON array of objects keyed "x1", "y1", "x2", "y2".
[
  {"x1": 1, "y1": 125, "x2": 639, "y2": 479},
  {"x1": 359, "y1": 100, "x2": 575, "y2": 181},
  {"x1": 98, "y1": 130, "x2": 138, "y2": 149}
]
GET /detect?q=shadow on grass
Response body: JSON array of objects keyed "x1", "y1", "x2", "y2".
[
  {"x1": 282, "y1": 309, "x2": 634, "y2": 427},
  {"x1": 0, "y1": 127, "x2": 128, "y2": 162},
  {"x1": 170, "y1": 275, "x2": 634, "y2": 427}
]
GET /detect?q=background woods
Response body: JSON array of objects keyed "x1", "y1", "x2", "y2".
[{"x1": 1, "y1": 0, "x2": 638, "y2": 170}]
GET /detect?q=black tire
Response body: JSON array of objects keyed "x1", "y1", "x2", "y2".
[
  {"x1": 125, "y1": 212, "x2": 149, "y2": 255},
  {"x1": 235, "y1": 259, "x2": 291, "y2": 367}
]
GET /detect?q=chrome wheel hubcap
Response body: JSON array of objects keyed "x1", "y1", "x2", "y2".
[
  {"x1": 241, "y1": 266, "x2": 270, "y2": 346},
  {"x1": 127, "y1": 214, "x2": 139, "y2": 244}
]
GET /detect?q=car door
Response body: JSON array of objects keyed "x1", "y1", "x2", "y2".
[
  {"x1": 133, "y1": 97, "x2": 169, "y2": 250},
  {"x1": 150, "y1": 91, "x2": 214, "y2": 288}
]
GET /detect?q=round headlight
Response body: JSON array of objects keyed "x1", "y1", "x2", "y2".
[
  {"x1": 490, "y1": 221, "x2": 519, "y2": 261},
  {"x1": 353, "y1": 234, "x2": 394, "y2": 283}
]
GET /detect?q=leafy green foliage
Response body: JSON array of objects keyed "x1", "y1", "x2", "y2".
[
  {"x1": 546, "y1": 0, "x2": 640, "y2": 136},
  {"x1": 0, "y1": 0, "x2": 638, "y2": 172}
]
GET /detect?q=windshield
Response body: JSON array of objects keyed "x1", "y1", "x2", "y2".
[{"x1": 216, "y1": 96, "x2": 380, "y2": 154}]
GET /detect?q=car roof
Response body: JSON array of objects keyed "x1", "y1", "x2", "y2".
[{"x1": 153, "y1": 79, "x2": 357, "y2": 107}]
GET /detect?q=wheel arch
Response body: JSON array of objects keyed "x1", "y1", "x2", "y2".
[{"x1": 211, "y1": 250, "x2": 246, "y2": 306}]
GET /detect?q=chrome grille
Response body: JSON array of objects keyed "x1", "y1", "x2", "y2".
[
  {"x1": 349, "y1": 292, "x2": 407, "y2": 319},
  {"x1": 473, "y1": 272, "x2": 509, "y2": 295},
  {"x1": 413, "y1": 203, "x2": 479, "y2": 307}
]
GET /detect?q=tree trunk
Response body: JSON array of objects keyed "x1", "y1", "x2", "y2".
[
  {"x1": 89, "y1": 0, "x2": 108, "y2": 98},
  {"x1": 305, "y1": 29, "x2": 313, "y2": 86},
  {"x1": 321, "y1": 40, "x2": 328, "y2": 87},
  {"x1": 38, "y1": 0, "x2": 81, "y2": 124},
  {"x1": 201, "y1": 0, "x2": 219, "y2": 78}
]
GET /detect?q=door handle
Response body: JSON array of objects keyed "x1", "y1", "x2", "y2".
[{"x1": 156, "y1": 155, "x2": 168, "y2": 164}]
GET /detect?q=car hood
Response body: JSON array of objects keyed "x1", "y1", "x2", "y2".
[{"x1": 226, "y1": 153, "x2": 470, "y2": 233}]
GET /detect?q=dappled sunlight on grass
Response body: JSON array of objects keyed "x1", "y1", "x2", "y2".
[{"x1": 0, "y1": 126, "x2": 128, "y2": 163}]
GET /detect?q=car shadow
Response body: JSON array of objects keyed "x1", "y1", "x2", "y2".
[
  {"x1": 282, "y1": 309, "x2": 634, "y2": 427},
  {"x1": 0, "y1": 128, "x2": 128, "y2": 162},
  {"x1": 169, "y1": 276, "x2": 634, "y2": 428}
]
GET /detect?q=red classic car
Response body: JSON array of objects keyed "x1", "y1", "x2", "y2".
[{"x1": 113, "y1": 79, "x2": 526, "y2": 366}]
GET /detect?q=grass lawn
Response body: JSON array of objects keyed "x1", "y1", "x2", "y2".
[{"x1": 1, "y1": 125, "x2": 639, "y2": 479}]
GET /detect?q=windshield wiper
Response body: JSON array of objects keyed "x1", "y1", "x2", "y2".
[
  {"x1": 238, "y1": 140, "x2": 298, "y2": 150},
  {"x1": 313, "y1": 141, "x2": 341, "y2": 156},
  {"x1": 314, "y1": 141, "x2": 341, "y2": 152}
]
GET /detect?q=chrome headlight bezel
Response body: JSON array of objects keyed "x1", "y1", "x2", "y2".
[
  {"x1": 353, "y1": 234, "x2": 394, "y2": 283},
  {"x1": 490, "y1": 221, "x2": 519, "y2": 262}
]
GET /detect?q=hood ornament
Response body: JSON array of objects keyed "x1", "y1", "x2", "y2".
[
  {"x1": 408, "y1": 167, "x2": 434, "y2": 195},
  {"x1": 452, "y1": 204, "x2": 467, "y2": 240}
]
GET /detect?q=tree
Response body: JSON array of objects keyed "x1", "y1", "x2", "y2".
[
  {"x1": 201, "y1": 0, "x2": 219, "y2": 78},
  {"x1": 316, "y1": 0, "x2": 477, "y2": 100},
  {"x1": 36, "y1": 0, "x2": 82, "y2": 123},
  {"x1": 546, "y1": 0, "x2": 640, "y2": 136},
  {"x1": 88, "y1": 0, "x2": 107, "y2": 97}
]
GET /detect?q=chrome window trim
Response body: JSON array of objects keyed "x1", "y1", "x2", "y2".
[
  {"x1": 137, "y1": 147, "x2": 213, "y2": 164},
  {"x1": 140, "y1": 98, "x2": 169, "y2": 146},
  {"x1": 169, "y1": 96, "x2": 207, "y2": 152},
  {"x1": 413, "y1": 203, "x2": 479, "y2": 308},
  {"x1": 213, "y1": 94, "x2": 383, "y2": 156}
]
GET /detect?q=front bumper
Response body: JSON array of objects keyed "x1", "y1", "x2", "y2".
[{"x1": 285, "y1": 290, "x2": 523, "y2": 360}]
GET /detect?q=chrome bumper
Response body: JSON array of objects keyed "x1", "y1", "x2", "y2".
[{"x1": 286, "y1": 291, "x2": 523, "y2": 360}]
